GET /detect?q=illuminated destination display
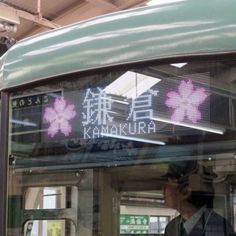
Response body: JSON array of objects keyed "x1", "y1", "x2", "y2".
[
  {"x1": 44, "y1": 96, "x2": 76, "y2": 137},
  {"x1": 41, "y1": 80, "x2": 216, "y2": 140},
  {"x1": 82, "y1": 87, "x2": 158, "y2": 139},
  {"x1": 165, "y1": 80, "x2": 208, "y2": 123}
]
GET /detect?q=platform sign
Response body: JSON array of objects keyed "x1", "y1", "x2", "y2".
[{"x1": 120, "y1": 215, "x2": 149, "y2": 234}]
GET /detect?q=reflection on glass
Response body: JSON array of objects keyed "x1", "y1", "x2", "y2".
[
  {"x1": 24, "y1": 220, "x2": 76, "y2": 236},
  {"x1": 25, "y1": 187, "x2": 66, "y2": 210},
  {"x1": 7, "y1": 59, "x2": 236, "y2": 236}
]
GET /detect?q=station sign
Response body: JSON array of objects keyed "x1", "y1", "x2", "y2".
[{"x1": 120, "y1": 215, "x2": 149, "y2": 234}]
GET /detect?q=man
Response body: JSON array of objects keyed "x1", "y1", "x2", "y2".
[{"x1": 163, "y1": 161, "x2": 236, "y2": 236}]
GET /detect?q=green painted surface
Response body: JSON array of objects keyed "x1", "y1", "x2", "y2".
[
  {"x1": 1, "y1": 0, "x2": 236, "y2": 89},
  {"x1": 8, "y1": 196, "x2": 23, "y2": 228}
]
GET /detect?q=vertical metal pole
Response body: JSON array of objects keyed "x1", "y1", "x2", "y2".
[
  {"x1": 0, "y1": 91, "x2": 9, "y2": 236},
  {"x1": 229, "y1": 97, "x2": 235, "y2": 128}
]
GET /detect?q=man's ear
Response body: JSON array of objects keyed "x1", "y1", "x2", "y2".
[{"x1": 180, "y1": 186, "x2": 192, "y2": 199}]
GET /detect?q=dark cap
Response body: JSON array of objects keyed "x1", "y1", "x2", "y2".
[
  {"x1": 162, "y1": 161, "x2": 198, "y2": 180},
  {"x1": 162, "y1": 161, "x2": 217, "y2": 192}
]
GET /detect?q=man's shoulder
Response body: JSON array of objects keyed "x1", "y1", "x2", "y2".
[
  {"x1": 165, "y1": 215, "x2": 181, "y2": 234},
  {"x1": 208, "y1": 210, "x2": 230, "y2": 223},
  {"x1": 204, "y1": 210, "x2": 236, "y2": 236},
  {"x1": 167, "y1": 215, "x2": 181, "y2": 225}
]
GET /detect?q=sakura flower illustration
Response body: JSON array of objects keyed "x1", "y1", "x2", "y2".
[
  {"x1": 44, "y1": 96, "x2": 76, "y2": 137},
  {"x1": 165, "y1": 80, "x2": 208, "y2": 123}
]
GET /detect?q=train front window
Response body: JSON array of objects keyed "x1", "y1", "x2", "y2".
[{"x1": 7, "y1": 58, "x2": 236, "y2": 236}]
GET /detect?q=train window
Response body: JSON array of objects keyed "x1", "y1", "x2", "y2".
[
  {"x1": 7, "y1": 58, "x2": 236, "y2": 236},
  {"x1": 24, "y1": 220, "x2": 76, "y2": 236},
  {"x1": 149, "y1": 216, "x2": 170, "y2": 234},
  {"x1": 24, "y1": 187, "x2": 67, "y2": 209}
]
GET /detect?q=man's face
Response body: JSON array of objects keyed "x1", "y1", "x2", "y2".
[{"x1": 163, "y1": 178, "x2": 182, "y2": 209}]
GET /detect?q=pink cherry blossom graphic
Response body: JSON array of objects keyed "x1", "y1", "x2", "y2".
[
  {"x1": 44, "y1": 96, "x2": 76, "y2": 137},
  {"x1": 165, "y1": 80, "x2": 208, "y2": 123}
]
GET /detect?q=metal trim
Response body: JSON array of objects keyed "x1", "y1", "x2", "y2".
[
  {"x1": 0, "y1": 92, "x2": 9, "y2": 236},
  {"x1": 2, "y1": 51, "x2": 236, "y2": 92}
]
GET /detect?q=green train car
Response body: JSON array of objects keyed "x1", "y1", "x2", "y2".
[{"x1": 1, "y1": 0, "x2": 236, "y2": 235}]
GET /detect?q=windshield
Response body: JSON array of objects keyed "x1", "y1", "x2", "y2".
[{"x1": 7, "y1": 58, "x2": 236, "y2": 236}]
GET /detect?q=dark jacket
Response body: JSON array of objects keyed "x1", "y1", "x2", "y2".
[{"x1": 164, "y1": 210, "x2": 236, "y2": 236}]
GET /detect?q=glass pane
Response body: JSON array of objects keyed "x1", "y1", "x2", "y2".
[
  {"x1": 8, "y1": 58, "x2": 236, "y2": 236},
  {"x1": 24, "y1": 220, "x2": 75, "y2": 236},
  {"x1": 25, "y1": 187, "x2": 68, "y2": 209}
]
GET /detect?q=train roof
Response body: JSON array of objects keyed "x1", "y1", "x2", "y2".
[{"x1": 1, "y1": 0, "x2": 236, "y2": 90}]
